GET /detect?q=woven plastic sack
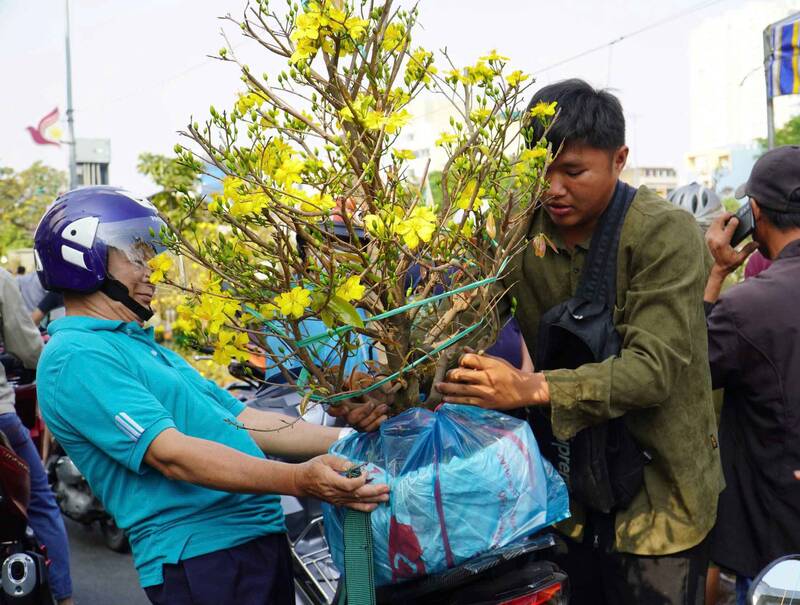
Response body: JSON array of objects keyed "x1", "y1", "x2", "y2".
[{"x1": 323, "y1": 404, "x2": 569, "y2": 586}]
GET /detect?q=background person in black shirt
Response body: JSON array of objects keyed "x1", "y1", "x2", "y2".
[{"x1": 704, "y1": 145, "x2": 800, "y2": 603}]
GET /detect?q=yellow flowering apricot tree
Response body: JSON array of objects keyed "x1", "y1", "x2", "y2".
[{"x1": 163, "y1": 0, "x2": 554, "y2": 411}]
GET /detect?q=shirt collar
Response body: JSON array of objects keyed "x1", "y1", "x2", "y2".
[
  {"x1": 775, "y1": 238, "x2": 800, "y2": 261},
  {"x1": 48, "y1": 316, "x2": 155, "y2": 338}
]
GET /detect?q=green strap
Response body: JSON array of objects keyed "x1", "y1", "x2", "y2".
[{"x1": 337, "y1": 509, "x2": 376, "y2": 605}]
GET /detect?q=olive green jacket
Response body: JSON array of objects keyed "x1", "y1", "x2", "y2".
[{"x1": 506, "y1": 186, "x2": 723, "y2": 555}]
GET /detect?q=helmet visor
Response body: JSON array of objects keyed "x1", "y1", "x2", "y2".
[{"x1": 96, "y1": 215, "x2": 169, "y2": 266}]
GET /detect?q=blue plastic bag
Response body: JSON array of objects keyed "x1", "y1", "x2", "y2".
[{"x1": 323, "y1": 404, "x2": 569, "y2": 586}]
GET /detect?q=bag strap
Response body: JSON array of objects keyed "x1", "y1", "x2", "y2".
[
  {"x1": 575, "y1": 181, "x2": 637, "y2": 306},
  {"x1": 337, "y1": 509, "x2": 376, "y2": 605}
]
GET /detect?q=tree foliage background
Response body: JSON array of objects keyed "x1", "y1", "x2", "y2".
[{"x1": 0, "y1": 163, "x2": 66, "y2": 255}]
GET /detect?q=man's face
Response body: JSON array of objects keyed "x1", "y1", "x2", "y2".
[
  {"x1": 543, "y1": 142, "x2": 629, "y2": 235},
  {"x1": 749, "y1": 199, "x2": 771, "y2": 258},
  {"x1": 107, "y1": 244, "x2": 156, "y2": 307}
]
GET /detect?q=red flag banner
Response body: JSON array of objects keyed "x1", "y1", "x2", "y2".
[{"x1": 26, "y1": 107, "x2": 62, "y2": 147}]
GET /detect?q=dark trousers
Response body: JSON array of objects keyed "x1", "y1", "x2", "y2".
[
  {"x1": 144, "y1": 533, "x2": 294, "y2": 605},
  {"x1": 551, "y1": 534, "x2": 710, "y2": 605}
]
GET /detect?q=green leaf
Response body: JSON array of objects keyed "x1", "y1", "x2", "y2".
[
  {"x1": 319, "y1": 308, "x2": 336, "y2": 328},
  {"x1": 327, "y1": 296, "x2": 364, "y2": 329}
]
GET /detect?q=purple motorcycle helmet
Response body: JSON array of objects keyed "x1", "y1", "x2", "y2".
[{"x1": 34, "y1": 186, "x2": 168, "y2": 320}]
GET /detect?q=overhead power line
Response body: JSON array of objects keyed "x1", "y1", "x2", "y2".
[{"x1": 534, "y1": 0, "x2": 729, "y2": 74}]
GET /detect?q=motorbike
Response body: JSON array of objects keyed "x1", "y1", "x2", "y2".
[
  {"x1": 0, "y1": 430, "x2": 55, "y2": 605},
  {"x1": 44, "y1": 441, "x2": 129, "y2": 553},
  {"x1": 227, "y1": 360, "x2": 570, "y2": 605},
  {"x1": 747, "y1": 555, "x2": 800, "y2": 605},
  {"x1": 0, "y1": 349, "x2": 128, "y2": 555}
]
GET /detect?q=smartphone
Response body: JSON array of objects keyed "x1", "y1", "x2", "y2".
[{"x1": 729, "y1": 202, "x2": 755, "y2": 248}]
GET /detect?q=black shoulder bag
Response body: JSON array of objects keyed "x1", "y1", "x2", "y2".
[{"x1": 531, "y1": 181, "x2": 649, "y2": 517}]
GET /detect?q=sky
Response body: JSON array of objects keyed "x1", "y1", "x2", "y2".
[{"x1": 0, "y1": 0, "x2": 793, "y2": 195}]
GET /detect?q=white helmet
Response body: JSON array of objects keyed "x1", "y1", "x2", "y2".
[{"x1": 668, "y1": 182, "x2": 723, "y2": 229}]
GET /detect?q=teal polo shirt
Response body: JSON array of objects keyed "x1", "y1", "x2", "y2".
[{"x1": 37, "y1": 316, "x2": 285, "y2": 588}]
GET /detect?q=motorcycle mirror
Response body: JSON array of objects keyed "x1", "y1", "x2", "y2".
[{"x1": 749, "y1": 554, "x2": 800, "y2": 604}]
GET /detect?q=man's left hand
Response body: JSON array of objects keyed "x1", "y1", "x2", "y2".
[{"x1": 434, "y1": 349, "x2": 548, "y2": 410}]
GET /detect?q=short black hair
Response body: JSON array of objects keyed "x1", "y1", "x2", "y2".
[
  {"x1": 759, "y1": 204, "x2": 800, "y2": 231},
  {"x1": 16, "y1": 266, "x2": 26, "y2": 275},
  {"x1": 524, "y1": 79, "x2": 625, "y2": 151}
]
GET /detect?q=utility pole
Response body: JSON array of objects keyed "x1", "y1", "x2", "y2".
[
  {"x1": 65, "y1": 0, "x2": 78, "y2": 188},
  {"x1": 764, "y1": 26, "x2": 775, "y2": 150}
]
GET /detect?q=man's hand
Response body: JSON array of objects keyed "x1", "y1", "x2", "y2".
[
  {"x1": 705, "y1": 212, "x2": 759, "y2": 275},
  {"x1": 434, "y1": 349, "x2": 549, "y2": 410},
  {"x1": 327, "y1": 401, "x2": 389, "y2": 433},
  {"x1": 292, "y1": 454, "x2": 389, "y2": 512},
  {"x1": 704, "y1": 213, "x2": 759, "y2": 303},
  {"x1": 327, "y1": 370, "x2": 391, "y2": 432}
]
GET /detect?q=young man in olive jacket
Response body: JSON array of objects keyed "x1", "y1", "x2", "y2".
[{"x1": 436, "y1": 79, "x2": 723, "y2": 605}]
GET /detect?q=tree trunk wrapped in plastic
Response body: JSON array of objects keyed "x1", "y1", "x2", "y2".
[{"x1": 323, "y1": 404, "x2": 570, "y2": 586}]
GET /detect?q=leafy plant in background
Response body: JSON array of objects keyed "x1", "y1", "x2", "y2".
[
  {"x1": 0, "y1": 162, "x2": 66, "y2": 255},
  {"x1": 162, "y1": 0, "x2": 554, "y2": 413}
]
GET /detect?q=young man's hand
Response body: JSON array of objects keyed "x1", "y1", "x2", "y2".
[
  {"x1": 434, "y1": 349, "x2": 549, "y2": 410},
  {"x1": 327, "y1": 401, "x2": 389, "y2": 433},
  {"x1": 327, "y1": 370, "x2": 391, "y2": 432},
  {"x1": 291, "y1": 454, "x2": 389, "y2": 512}
]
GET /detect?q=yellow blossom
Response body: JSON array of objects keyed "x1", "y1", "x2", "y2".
[
  {"x1": 529, "y1": 101, "x2": 558, "y2": 120},
  {"x1": 381, "y1": 23, "x2": 407, "y2": 52},
  {"x1": 190, "y1": 290, "x2": 241, "y2": 334},
  {"x1": 212, "y1": 329, "x2": 250, "y2": 365},
  {"x1": 336, "y1": 276, "x2": 366, "y2": 302},
  {"x1": 274, "y1": 157, "x2": 305, "y2": 187},
  {"x1": 436, "y1": 132, "x2": 458, "y2": 146},
  {"x1": 298, "y1": 191, "x2": 336, "y2": 213},
  {"x1": 385, "y1": 109, "x2": 411, "y2": 134},
  {"x1": 338, "y1": 94, "x2": 374, "y2": 125},
  {"x1": 363, "y1": 205, "x2": 402, "y2": 238},
  {"x1": 345, "y1": 16, "x2": 369, "y2": 40},
  {"x1": 446, "y1": 68, "x2": 465, "y2": 84},
  {"x1": 171, "y1": 318, "x2": 194, "y2": 335},
  {"x1": 505, "y1": 70, "x2": 529, "y2": 87},
  {"x1": 392, "y1": 148, "x2": 415, "y2": 160},
  {"x1": 235, "y1": 92, "x2": 263, "y2": 115},
  {"x1": 480, "y1": 49, "x2": 509, "y2": 62},
  {"x1": 405, "y1": 48, "x2": 437, "y2": 85},
  {"x1": 519, "y1": 147, "x2": 547, "y2": 162},
  {"x1": 364, "y1": 110, "x2": 386, "y2": 130},
  {"x1": 258, "y1": 303, "x2": 279, "y2": 319},
  {"x1": 396, "y1": 206, "x2": 437, "y2": 249},
  {"x1": 148, "y1": 253, "x2": 173, "y2": 284},
  {"x1": 456, "y1": 181, "x2": 485, "y2": 211},
  {"x1": 469, "y1": 107, "x2": 493, "y2": 123},
  {"x1": 208, "y1": 194, "x2": 225, "y2": 213},
  {"x1": 464, "y1": 61, "x2": 494, "y2": 85},
  {"x1": 274, "y1": 286, "x2": 312, "y2": 319},
  {"x1": 291, "y1": 38, "x2": 319, "y2": 63}
]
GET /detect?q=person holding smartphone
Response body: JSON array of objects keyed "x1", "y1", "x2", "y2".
[{"x1": 703, "y1": 145, "x2": 800, "y2": 605}]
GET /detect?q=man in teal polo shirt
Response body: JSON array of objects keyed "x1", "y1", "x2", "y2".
[{"x1": 33, "y1": 186, "x2": 388, "y2": 605}]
